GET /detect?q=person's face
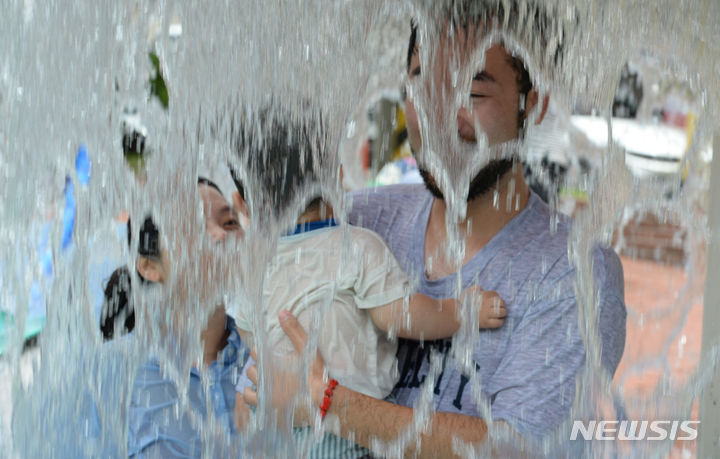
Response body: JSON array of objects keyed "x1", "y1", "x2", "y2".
[
  {"x1": 405, "y1": 25, "x2": 542, "y2": 202},
  {"x1": 137, "y1": 184, "x2": 243, "y2": 284},
  {"x1": 198, "y1": 184, "x2": 243, "y2": 243},
  {"x1": 405, "y1": 39, "x2": 529, "y2": 152}
]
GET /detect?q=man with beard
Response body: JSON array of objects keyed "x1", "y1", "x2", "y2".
[{"x1": 244, "y1": 3, "x2": 627, "y2": 457}]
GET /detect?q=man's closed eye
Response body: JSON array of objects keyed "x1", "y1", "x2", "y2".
[{"x1": 222, "y1": 218, "x2": 241, "y2": 232}]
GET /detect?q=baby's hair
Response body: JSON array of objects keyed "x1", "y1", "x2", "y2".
[{"x1": 229, "y1": 103, "x2": 327, "y2": 216}]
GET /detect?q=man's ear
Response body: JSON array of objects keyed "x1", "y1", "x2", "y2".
[
  {"x1": 338, "y1": 164, "x2": 346, "y2": 190},
  {"x1": 525, "y1": 90, "x2": 550, "y2": 125},
  {"x1": 136, "y1": 256, "x2": 163, "y2": 283},
  {"x1": 232, "y1": 191, "x2": 249, "y2": 218}
]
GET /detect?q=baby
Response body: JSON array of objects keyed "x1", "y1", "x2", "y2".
[{"x1": 230, "y1": 108, "x2": 506, "y2": 458}]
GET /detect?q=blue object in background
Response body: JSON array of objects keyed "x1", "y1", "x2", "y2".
[
  {"x1": 38, "y1": 222, "x2": 53, "y2": 278},
  {"x1": 75, "y1": 143, "x2": 91, "y2": 185},
  {"x1": 0, "y1": 222, "x2": 53, "y2": 354},
  {"x1": 61, "y1": 176, "x2": 76, "y2": 250},
  {"x1": 62, "y1": 144, "x2": 92, "y2": 250},
  {"x1": 0, "y1": 145, "x2": 92, "y2": 353}
]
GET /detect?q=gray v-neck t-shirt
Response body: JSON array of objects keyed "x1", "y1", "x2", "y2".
[{"x1": 347, "y1": 184, "x2": 626, "y2": 438}]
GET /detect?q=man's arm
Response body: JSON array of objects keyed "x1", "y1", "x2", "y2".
[
  {"x1": 242, "y1": 310, "x2": 490, "y2": 458},
  {"x1": 325, "y1": 385, "x2": 489, "y2": 458}
]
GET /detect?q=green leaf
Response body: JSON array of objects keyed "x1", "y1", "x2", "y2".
[{"x1": 148, "y1": 52, "x2": 169, "y2": 109}]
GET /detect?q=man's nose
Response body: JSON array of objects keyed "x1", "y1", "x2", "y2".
[
  {"x1": 457, "y1": 111, "x2": 476, "y2": 141},
  {"x1": 208, "y1": 225, "x2": 227, "y2": 243}
]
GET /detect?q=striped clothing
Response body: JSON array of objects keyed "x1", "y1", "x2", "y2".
[{"x1": 295, "y1": 427, "x2": 370, "y2": 458}]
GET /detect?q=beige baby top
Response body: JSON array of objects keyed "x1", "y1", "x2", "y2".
[{"x1": 235, "y1": 224, "x2": 409, "y2": 399}]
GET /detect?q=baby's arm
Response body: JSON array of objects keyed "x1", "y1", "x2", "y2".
[
  {"x1": 368, "y1": 286, "x2": 506, "y2": 340},
  {"x1": 368, "y1": 294, "x2": 459, "y2": 340},
  {"x1": 475, "y1": 288, "x2": 507, "y2": 328}
]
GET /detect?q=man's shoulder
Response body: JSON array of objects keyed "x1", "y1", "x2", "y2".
[
  {"x1": 513, "y1": 192, "x2": 573, "y2": 258},
  {"x1": 518, "y1": 193, "x2": 624, "y2": 293},
  {"x1": 347, "y1": 184, "x2": 429, "y2": 234},
  {"x1": 345, "y1": 223, "x2": 388, "y2": 239},
  {"x1": 526, "y1": 192, "x2": 572, "y2": 234},
  {"x1": 345, "y1": 224, "x2": 395, "y2": 254},
  {"x1": 349, "y1": 183, "x2": 428, "y2": 210}
]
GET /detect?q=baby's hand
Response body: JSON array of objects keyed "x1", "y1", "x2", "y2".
[{"x1": 462, "y1": 286, "x2": 506, "y2": 329}]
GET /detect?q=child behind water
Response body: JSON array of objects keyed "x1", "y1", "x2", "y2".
[{"x1": 231, "y1": 108, "x2": 506, "y2": 457}]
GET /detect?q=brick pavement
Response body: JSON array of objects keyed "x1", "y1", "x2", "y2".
[{"x1": 614, "y1": 256, "x2": 703, "y2": 458}]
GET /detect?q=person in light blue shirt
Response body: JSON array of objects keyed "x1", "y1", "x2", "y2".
[
  {"x1": 127, "y1": 315, "x2": 245, "y2": 458},
  {"x1": 103, "y1": 178, "x2": 247, "y2": 457}
]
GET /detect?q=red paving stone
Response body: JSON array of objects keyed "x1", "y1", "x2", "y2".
[{"x1": 614, "y1": 256, "x2": 704, "y2": 458}]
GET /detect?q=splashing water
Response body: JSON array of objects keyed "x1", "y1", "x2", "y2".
[{"x1": 1, "y1": 0, "x2": 719, "y2": 457}]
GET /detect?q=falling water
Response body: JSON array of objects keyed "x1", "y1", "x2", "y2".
[{"x1": 1, "y1": 0, "x2": 719, "y2": 457}]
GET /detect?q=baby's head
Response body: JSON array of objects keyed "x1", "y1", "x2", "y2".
[{"x1": 230, "y1": 104, "x2": 331, "y2": 225}]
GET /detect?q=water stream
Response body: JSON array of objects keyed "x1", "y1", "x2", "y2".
[{"x1": 1, "y1": 0, "x2": 719, "y2": 457}]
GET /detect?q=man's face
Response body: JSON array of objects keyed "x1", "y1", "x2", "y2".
[
  {"x1": 406, "y1": 41, "x2": 523, "y2": 152},
  {"x1": 405, "y1": 29, "x2": 536, "y2": 201},
  {"x1": 199, "y1": 184, "x2": 243, "y2": 243}
]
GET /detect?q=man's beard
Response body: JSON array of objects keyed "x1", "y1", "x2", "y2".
[{"x1": 418, "y1": 159, "x2": 514, "y2": 202}]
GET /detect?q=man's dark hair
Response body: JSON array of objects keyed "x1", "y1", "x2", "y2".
[
  {"x1": 230, "y1": 105, "x2": 325, "y2": 217},
  {"x1": 229, "y1": 168, "x2": 245, "y2": 202},
  {"x1": 406, "y1": 1, "x2": 565, "y2": 99},
  {"x1": 197, "y1": 176, "x2": 223, "y2": 195}
]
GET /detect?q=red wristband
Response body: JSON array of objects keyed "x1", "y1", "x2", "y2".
[{"x1": 320, "y1": 379, "x2": 339, "y2": 420}]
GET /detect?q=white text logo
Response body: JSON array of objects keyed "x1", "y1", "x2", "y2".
[{"x1": 570, "y1": 420, "x2": 699, "y2": 441}]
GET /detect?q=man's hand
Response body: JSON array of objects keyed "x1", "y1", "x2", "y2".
[
  {"x1": 242, "y1": 313, "x2": 494, "y2": 458},
  {"x1": 241, "y1": 310, "x2": 328, "y2": 426},
  {"x1": 234, "y1": 391, "x2": 251, "y2": 431}
]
